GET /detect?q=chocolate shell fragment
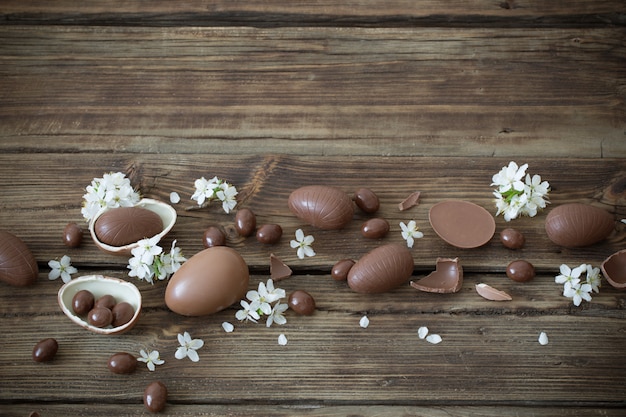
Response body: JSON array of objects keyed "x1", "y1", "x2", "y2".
[{"x1": 410, "y1": 257, "x2": 463, "y2": 293}]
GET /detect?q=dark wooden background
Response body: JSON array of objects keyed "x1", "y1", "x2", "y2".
[{"x1": 1, "y1": 1, "x2": 625, "y2": 416}]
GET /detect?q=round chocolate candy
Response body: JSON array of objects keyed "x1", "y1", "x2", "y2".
[
  {"x1": 235, "y1": 208, "x2": 256, "y2": 237},
  {"x1": 506, "y1": 260, "x2": 535, "y2": 282},
  {"x1": 72, "y1": 289, "x2": 95, "y2": 316},
  {"x1": 331, "y1": 259, "x2": 355, "y2": 281},
  {"x1": 144, "y1": 381, "x2": 168, "y2": 413},
  {"x1": 361, "y1": 218, "x2": 389, "y2": 239},
  {"x1": 256, "y1": 224, "x2": 282, "y2": 244},
  {"x1": 88, "y1": 306, "x2": 113, "y2": 328},
  {"x1": 203, "y1": 226, "x2": 226, "y2": 248},
  {"x1": 108, "y1": 352, "x2": 138, "y2": 374},
  {"x1": 63, "y1": 222, "x2": 83, "y2": 247},
  {"x1": 111, "y1": 302, "x2": 135, "y2": 327},
  {"x1": 354, "y1": 188, "x2": 380, "y2": 214},
  {"x1": 288, "y1": 290, "x2": 316, "y2": 315},
  {"x1": 94, "y1": 294, "x2": 116, "y2": 310},
  {"x1": 32, "y1": 338, "x2": 58, "y2": 362},
  {"x1": 500, "y1": 228, "x2": 525, "y2": 249}
]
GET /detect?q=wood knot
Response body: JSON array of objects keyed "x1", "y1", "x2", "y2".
[{"x1": 602, "y1": 176, "x2": 626, "y2": 206}]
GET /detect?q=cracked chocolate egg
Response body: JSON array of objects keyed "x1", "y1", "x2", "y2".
[
  {"x1": 165, "y1": 246, "x2": 249, "y2": 316},
  {"x1": 410, "y1": 257, "x2": 463, "y2": 293},
  {"x1": 545, "y1": 203, "x2": 614, "y2": 247},
  {"x1": 347, "y1": 244, "x2": 414, "y2": 293},
  {"x1": 0, "y1": 230, "x2": 38, "y2": 287},
  {"x1": 601, "y1": 249, "x2": 626, "y2": 290},
  {"x1": 288, "y1": 185, "x2": 354, "y2": 230}
]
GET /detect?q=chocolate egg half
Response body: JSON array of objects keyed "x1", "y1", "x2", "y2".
[
  {"x1": 0, "y1": 230, "x2": 38, "y2": 287},
  {"x1": 347, "y1": 244, "x2": 414, "y2": 293},
  {"x1": 545, "y1": 203, "x2": 614, "y2": 247},
  {"x1": 288, "y1": 185, "x2": 354, "y2": 230},
  {"x1": 165, "y1": 246, "x2": 249, "y2": 316},
  {"x1": 94, "y1": 206, "x2": 163, "y2": 247}
]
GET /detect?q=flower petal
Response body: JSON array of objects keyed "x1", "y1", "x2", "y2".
[
  {"x1": 278, "y1": 334, "x2": 288, "y2": 346},
  {"x1": 359, "y1": 315, "x2": 369, "y2": 328},
  {"x1": 426, "y1": 334, "x2": 442, "y2": 344},
  {"x1": 538, "y1": 331, "x2": 549, "y2": 345}
]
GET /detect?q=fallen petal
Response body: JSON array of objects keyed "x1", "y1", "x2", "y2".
[
  {"x1": 278, "y1": 334, "x2": 288, "y2": 345},
  {"x1": 418, "y1": 326, "x2": 429, "y2": 339},
  {"x1": 426, "y1": 334, "x2": 442, "y2": 344},
  {"x1": 475, "y1": 283, "x2": 512, "y2": 301},
  {"x1": 359, "y1": 315, "x2": 370, "y2": 328},
  {"x1": 538, "y1": 331, "x2": 549, "y2": 345},
  {"x1": 222, "y1": 322, "x2": 234, "y2": 333}
]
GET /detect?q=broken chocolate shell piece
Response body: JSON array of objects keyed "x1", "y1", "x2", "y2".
[
  {"x1": 270, "y1": 253, "x2": 293, "y2": 281},
  {"x1": 475, "y1": 283, "x2": 512, "y2": 301},
  {"x1": 398, "y1": 191, "x2": 421, "y2": 211},
  {"x1": 410, "y1": 257, "x2": 463, "y2": 293}
]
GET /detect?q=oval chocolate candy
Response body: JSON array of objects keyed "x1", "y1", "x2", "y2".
[
  {"x1": 94, "y1": 206, "x2": 163, "y2": 247},
  {"x1": 288, "y1": 185, "x2": 354, "y2": 230}
]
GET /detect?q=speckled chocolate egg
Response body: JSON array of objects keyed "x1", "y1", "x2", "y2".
[
  {"x1": 545, "y1": 203, "x2": 614, "y2": 247},
  {"x1": 165, "y1": 246, "x2": 249, "y2": 316},
  {"x1": 288, "y1": 185, "x2": 354, "y2": 230},
  {"x1": 0, "y1": 230, "x2": 38, "y2": 287},
  {"x1": 347, "y1": 244, "x2": 414, "y2": 293},
  {"x1": 94, "y1": 206, "x2": 163, "y2": 247}
]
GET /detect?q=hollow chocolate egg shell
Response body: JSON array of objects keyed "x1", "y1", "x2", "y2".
[
  {"x1": 544, "y1": 203, "x2": 614, "y2": 247},
  {"x1": 57, "y1": 275, "x2": 141, "y2": 335},
  {"x1": 347, "y1": 244, "x2": 414, "y2": 293},
  {"x1": 89, "y1": 198, "x2": 177, "y2": 256},
  {"x1": 429, "y1": 200, "x2": 495, "y2": 249},
  {"x1": 0, "y1": 230, "x2": 39, "y2": 287},
  {"x1": 410, "y1": 257, "x2": 463, "y2": 293},
  {"x1": 165, "y1": 246, "x2": 249, "y2": 316},
  {"x1": 601, "y1": 249, "x2": 626, "y2": 290},
  {"x1": 288, "y1": 185, "x2": 354, "y2": 230}
]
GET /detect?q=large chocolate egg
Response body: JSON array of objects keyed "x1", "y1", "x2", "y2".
[
  {"x1": 545, "y1": 203, "x2": 614, "y2": 247},
  {"x1": 288, "y1": 185, "x2": 354, "y2": 230},
  {"x1": 347, "y1": 244, "x2": 414, "y2": 293},
  {"x1": 165, "y1": 246, "x2": 249, "y2": 316},
  {"x1": 0, "y1": 230, "x2": 38, "y2": 287},
  {"x1": 94, "y1": 206, "x2": 163, "y2": 247}
]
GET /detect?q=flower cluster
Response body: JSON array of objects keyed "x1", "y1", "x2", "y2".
[
  {"x1": 290, "y1": 229, "x2": 316, "y2": 259},
  {"x1": 48, "y1": 255, "x2": 78, "y2": 284},
  {"x1": 81, "y1": 172, "x2": 140, "y2": 221},
  {"x1": 555, "y1": 263, "x2": 601, "y2": 306},
  {"x1": 491, "y1": 161, "x2": 550, "y2": 221},
  {"x1": 127, "y1": 237, "x2": 186, "y2": 284},
  {"x1": 235, "y1": 279, "x2": 288, "y2": 327},
  {"x1": 191, "y1": 176, "x2": 238, "y2": 213}
]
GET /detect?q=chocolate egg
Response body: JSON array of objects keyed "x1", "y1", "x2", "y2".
[
  {"x1": 108, "y1": 352, "x2": 137, "y2": 374},
  {"x1": 256, "y1": 224, "x2": 282, "y2": 244},
  {"x1": 144, "y1": 381, "x2": 168, "y2": 413},
  {"x1": 0, "y1": 230, "x2": 38, "y2": 287},
  {"x1": 94, "y1": 206, "x2": 163, "y2": 247},
  {"x1": 72, "y1": 289, "x2": 95, "y2": 315},
  {"x1": 203, "y1": 226, "x2": 226, "y2": 248},
  {"x1": 288, "y1": 185, "x2": 354, "y2": 230},
  {"x1": 361, "y1": 218, "x2": 390, "y2": 239},
  {"x1": 429, "y1": 200, "x2": 495, "y2": 249},
  {"x1": 288, "y1": 290, "x2": 316, "y2": 315},
  {"x1": 347, "y1": 244, "x2": 414, "y2": 293},
  {"x1": 111, "y1": 302, "x2": 135, "y2": 327},
  {"x1": 601, "y1": 249, "x2": 626, "y2": 290},
  {"x1": 165, "y1": 246, "x2": 249, "y2": 316},
  {"x1": 32, "y1": 338, "x2": 58, "y2": 362},
  {"x1": 63, "y1": 222, "x2": 83, "y2": 247},
  {"x1": 235, "y1": 208, "x2": 256, "y2": 237},
  {"x1": 545, "y1": 203, "x2": 614, "y2": 247},
  {"x1": 506, "y1": 260, "x2": 535, "y2": 282},
  {"x1": 331, "y1": 259, "x2": 355, "y2": 281},
  {"x1": 500, "y1": 228, "x2": 525, "y2": 249},
  {"x1": 354, "y1": 188, "x2": 380, "y2": 214}
]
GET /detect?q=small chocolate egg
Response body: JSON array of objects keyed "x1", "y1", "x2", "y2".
[
  {"x1": 144, "y1": 381, "x2": 168, "y2": 413},
  {"x1": 94, "y1": 206, "x2": 163, "y2": 247},
  {"x1": 235, "y1": 208, "x2": 256, "y2": 237},
  {"x1": 108, "y1": 352, "x2": 137, "y2": 374},
  {"x1": 111, "y1": 302, "x2": 135, "y2": 327},
  {"x1": 63, "y1": 222, "x2": 83, "y2": 247},
  {"x1": 500, "y1": 228, "x2": 525, "y2": 249},
  {"x1": 256, "y1": 224, "x2": 282, "y2": 244},
  {"x1": 88, "y1": 306, "x2": 113, "y2": 328},
  {"x1": 347, "y1": 244, "x2": 414, "y2": 293},
  {"x1": 361, "y1": 218, "x2": 389, "y2": 239},
  {"x1": 506, "y1": 260, "x2": 535, "y2": 282},
  {"x1": 545, "y1": 203, "x2": 614, "y2": 247},
  {"x1": 288, "y1": 185, "x2": 354, "y2": 230},
  {"x1": 72, "y1": 289, "x2": 95, "y2": 316},
  {"x1": 331, "y1": 259, "x2": 355, "y2": 281},
  {"x1": 203, "y1": 226, "x2": 226, "y2": 248},
  {"x1": 288, "y1": 290, "x2": 316, "y2": 315},
  {"x1": 32, "y1": 338, "x2": 58, "y2": 362},
  {"x1": 354, "y1": 188, "x2": 380, "y2": 214},
  {"x1": 94, "y1": 294, "x2": 117, "y2": 310},
  {"x1": 0, "y1": 230, "x2": 38, "y2": 287},
  {"x1": 165, "y1": 246, "x2": 249, "y2": 316}
]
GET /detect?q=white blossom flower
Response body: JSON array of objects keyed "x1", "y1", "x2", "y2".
[
  {"x1": 216, "y1": 183, "x2": 238, "y2": 213},
  {"x1": 538, "y1": 331, "x2": 549, "y2": 346},
  {"x1": 555, "y1": 263, "x2": 584, "y2": 287},
  {"x1": 81, "y1": 172, "x2": 140, "y2": 221},
  {"x1": 399, "y1": 220, "x2": 424, "y2": 248},
  {"x1": 426, "y1": 334, "x2": 443, "y2": 344},
  {"x1": 555, "y1": 263, "x2": 600, "y2": 306},
  {"x1": 359, "y1": 315, "x2": 370, "y2": 328},
  {"x1": 48, "y1": 255, "x2": 78, "y2": 283},
  {"x1": 418, "y1": 326, "x2": 429, "y2": 340},
  {"x1": 278, "y1": 334, "x2": 288, "y2": 346},
  {"x1": 235, "y1": 300, "x2": 261, "y2": 323},
  {"x1": 138, "y1": 349, "x2": 164, "y2": 371},
  {"x1": 290, "y1": 229, "x2": 316, "y2": 259},
  {"x1": 585, "y1": 264, "x2": 602, "y2": 293},
  {"x1": 222, "y1": 322, "x2": 234, "y2": 333},
  {"x1": 266, "y1": 302, "x2": 288, "y2": 327},
  {"x1": 175, "y1": 332, "x2": 204, "y2": 362},
  {"x1": 169, "y1": 192, "x2": 181, "y2": 204},
  {"x1": 127, "y1": 238, "x2": 185, "y2": 284},
  {"x1": 491, "y1": 162, "x2": 549, "y2": 221},
  {"x1": 563, "y1": 282, "x2": 593, "y2": 306},
  {"x1": 491, "y1": 161, "x2": 528, "y2": 194}
]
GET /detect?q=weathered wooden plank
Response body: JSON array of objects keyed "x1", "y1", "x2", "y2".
[
  {"x1": 0, "y1": 26, "x2": 624, "y2": 157},
  {"x1": 0, "y1": 154, "x2": 623, "y2": 271},
  {"x1": 1, "y1": 0, "x2": 624, "y2": 26}
]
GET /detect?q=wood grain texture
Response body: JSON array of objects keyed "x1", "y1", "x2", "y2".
[{"x1": 0, "y1": 26, "x2": 624, "y2": 157}]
